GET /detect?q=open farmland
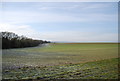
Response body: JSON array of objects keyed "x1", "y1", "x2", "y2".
[{"x1": 2, "y1": 43, "x2": 119, "y2": 79}]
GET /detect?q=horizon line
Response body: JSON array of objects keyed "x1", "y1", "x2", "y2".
[{"x1": 52, "y1": 41, "x2": 119, "y2": 43}]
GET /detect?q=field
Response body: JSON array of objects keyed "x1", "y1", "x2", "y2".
[{"x1": 2, "y1": 43, "x2": 119, "y2": 79}]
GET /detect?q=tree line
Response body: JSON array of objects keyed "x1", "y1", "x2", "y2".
[{"x1": 1, "y1": 32, "x2": 50, "y2": 49}]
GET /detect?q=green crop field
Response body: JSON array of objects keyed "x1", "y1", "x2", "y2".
[{"x1": 2, "y1": 43, "x2": 119, "y2": 79}]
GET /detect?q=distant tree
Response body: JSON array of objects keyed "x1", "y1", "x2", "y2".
[{"x1": 1, "y1": 31, "x2": 50, "y2": 49}]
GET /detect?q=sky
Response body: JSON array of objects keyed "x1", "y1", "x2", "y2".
[{"x1": 0, "y1": 2, "x2": 118, "y2": 42}]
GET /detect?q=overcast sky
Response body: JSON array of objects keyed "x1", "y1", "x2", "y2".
[{"x1": 0, "y1": 2, "x2": 118, "y2": 42}]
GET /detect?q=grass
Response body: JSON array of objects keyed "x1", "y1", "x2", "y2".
[
  {"x1": 2, "y1": 43, "x2": 119, "y2": 79},
  {"x1": 3, "y1": 58, "x2": 119, "y2": 79}
]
